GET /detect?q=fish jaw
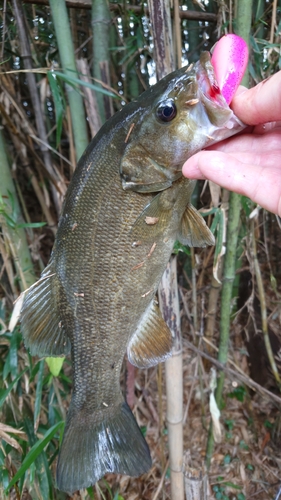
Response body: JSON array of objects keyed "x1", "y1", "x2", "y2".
[
  {"x1": 191, "y1": 51, "x2": 246, "y2": 142},
  {"x1": 120, "y1": 52, "x2": 245, "y2": 193}
]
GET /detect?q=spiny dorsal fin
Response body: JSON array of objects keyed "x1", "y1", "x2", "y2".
[
  {"x1": 178, "y1": 204, "x2": 215, "y2": 247},
  {"x1": 127, "y1": 300, "x2": 173, "y2": 368},
  {"x1": 21, "y1": 263, "x2": 70, "y2": 357}
]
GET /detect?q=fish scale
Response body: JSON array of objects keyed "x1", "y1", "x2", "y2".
[{"x1": 20, "y1": 52, "x2": 245, "y2": 493}]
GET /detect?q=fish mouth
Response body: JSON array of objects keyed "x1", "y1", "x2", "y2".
[
  {"x1": 121, "y1": 177, "x2": 173, "y2": 193},
  {"x1": 197, "y1": 53, "x2": 226, "y2": 105},
  {"x1": 195, "y1": 52, "x2": 237, "y2": 128}
]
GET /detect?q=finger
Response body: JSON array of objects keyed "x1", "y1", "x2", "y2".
[
  {"x1": 232, "y1": 85, "x2": 247, "y2": 97},
  {"x1": 207, "y1": 130, "x2": 281, "y2": 154},
  {"x1": 182, "y1": 150, "x2": 281, "y2": 216},
  {"x1": 253, "y1": 121, "x2": 281, "y2": 134},
  {"x1": 231, "y1": 71, "x2": 281, "y2": 125}
]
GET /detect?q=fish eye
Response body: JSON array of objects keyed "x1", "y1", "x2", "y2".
[{"x1": 156, "y1": 99, "x2": 177, "y2": 122}]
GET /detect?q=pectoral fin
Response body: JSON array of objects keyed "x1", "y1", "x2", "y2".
[
  {"x1": 130, "y1": 188, "x2": 179, "y2": 245},
  {"x1": 127, "y1": 300, "x2": 173, "y2": 368},
  {"x1": 178, "y1": 204, "x2": 215, "y2": 247}
]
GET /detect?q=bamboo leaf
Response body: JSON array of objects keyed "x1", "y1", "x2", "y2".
[
  {"x1": 209, "y1": 208, "x2": 221, "y2": 234},
  {"x1": 8, "y1": 294, "x2": 24, "y2": 332},
  {"x1": 34, "y1": 360, "x2": 45, "y2": 432},
  {"x1": 6, "y1": 421, "x2": 63, "y2": 493},
  {"x1": 0, "y1": 430, "x2": 23, "y2": 453},
  {"x1": 46, "y1": 356, "x2": 65, "y2": 377},
  {"x1": 8, "y1": 330, "x2": 19, "y2": 379},
  {"x1": 0, "y1": 368, "x2": 28, "y2": 408},
  {"x1": 86, "y1": 486, "x2": 95, "y2": 499},
  {"x1": 16, "y1": 221, "x2": 46, "y2": 228},
  {"x1": 47, "y1": 71, "x2": 65, "y2": 148},
  {"x1": 200, "y1": 207, "x2": 219, "y2": 218},
  {"x1": 213, "y1": 209, "x2": 226, "y2": 290},
  {"x1": 54, "y1": 70, "x2": 118, "y2": 98}
]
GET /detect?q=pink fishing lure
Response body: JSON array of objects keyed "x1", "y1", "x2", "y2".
[{"x1": 211, "y1": 34, "x2": 249, "y2": 104}]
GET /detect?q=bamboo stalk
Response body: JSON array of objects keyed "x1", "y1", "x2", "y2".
[
  {"x1": 76, "y1": 58, "x2": 102, "y2": 137},
  {"x1": 0, "y1": 128, "x2": 36, "y2": 292},
  {"x1": 205, "y1": 0, "x2": 253, "y2": 468},
  {"x1": 204, "y1": 276, "x2": 221, "y2": 349},
  {"x1": 191, "y1": 248, "x2": 198, "y2": 332},
  {"x1": 9, "y1": 134, "x2": 57, "y2": 234},
  {"x1": 0, "y1": 236, "x2": 18, "y2": 298},
  {"x1": 157, "y1": 363, "x2": 165, "y2": 472},
  {"x1": 158, "y1": 257, "x2": 184, "y2": 500},
  {"x1": 49, "y1": 0, "x2": 89, "y2": 161},
  {"x1": 183, "y1": 452, "x2": 208, "y2": 500},
  {"x1": 173, "y1": 0, "x2": 182, "y2": 69},
  {"x1": 270, "y1": 0, "x2": 278, "y2": 44},
  {"x1": 11, "y1": 0, "x2": 63, "y2": 215},
  {"x1": 206, "y1": 192, "x2": 242, "y2": 466},
  {"x1": 92, "y1": 0, "x2": 113, "y2": 123},
  {"x1": 148, "y1": 0, "x2": 175, "y2": 80},
  {"x1": 0, "y1": 89, "x2": 66, "y2": 196},
  {"x1": 147, "y1": 2, "x2": 184, "y2": 498}
]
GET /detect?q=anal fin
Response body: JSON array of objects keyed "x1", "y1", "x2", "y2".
[
  {"x1": 21, "y1": 262, "x2": 70, "y2": 357},
  {"x1": 127, "y1": 300, "x2": 173, "y2": 368},
  {"x1": 178, "y1": 204, "x2": 215, "y2": 248}
]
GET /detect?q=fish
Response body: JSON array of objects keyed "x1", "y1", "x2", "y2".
[{"x1": 21, "y1": 51, "x2": 245, "y2": 493}]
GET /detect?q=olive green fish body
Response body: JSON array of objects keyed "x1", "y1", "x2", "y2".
[{"x1": 21, "y1": 53, "x2": 245, "y2": 493}]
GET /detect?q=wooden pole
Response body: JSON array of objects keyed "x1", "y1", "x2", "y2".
[{"x1": 158, "y1": 257, "x2": 184, "y2": 500}]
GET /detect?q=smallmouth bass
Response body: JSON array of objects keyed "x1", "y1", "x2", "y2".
[{"x1": 21, "y1": 52, "x2": 244, "y2": 493}]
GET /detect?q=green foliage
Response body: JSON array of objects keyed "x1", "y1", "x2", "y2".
[
  {"x1": 6, "y1": 421, "x2": 64, "y2": 496},
  {"x1": 239, "y1": 440, "x2": 249, "y2": 450},
  {"x1": 223, "y1": 454, "x2": 231, "y2": 465},
  {"x1": 54, "y1": 70, "x2": 118, "y2": 98},
  {"x1": 0, "y1": 192, "x2": 46, "y2": 230},
  {"x1": 224, "y1": 419, "x2": 234, "y2": 431},
  {"x1": 264, "y1": 419, "x2": 273, "y2": 429},
  {"x1": 45, "y1": 357, "x2": 65, "y2": 377},
  {"x1": 0, "y1": 327, "x2": 64, "y2": 499},
  {"x1": 213, "y1": 480, "x2": 244, "y2": 500},
  {"x1": 173, "y1": 240, "x2": 191, "y2": 256},
  {"x1": 0, "y1": 366, "x2": 28, "y2": 407},
  {"x1": 227, "y1": 385, "x2": 246, "y2": 402},
  {"x1": 47, "y1": 72, "x2": 65, "y2": 148}
]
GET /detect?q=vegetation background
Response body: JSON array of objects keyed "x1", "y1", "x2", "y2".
[{"x1": 0, "y1": 0, "x2": 281, "y2": 499}]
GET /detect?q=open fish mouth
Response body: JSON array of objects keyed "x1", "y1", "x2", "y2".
[
  {"x1": 195, "y1": 52, "x2": 238, "y2": 129},
  {"x1": 196, "y1": 52, "x2": 226, "y2": 105}
]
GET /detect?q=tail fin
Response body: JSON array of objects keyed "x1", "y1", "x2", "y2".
[{"x1": 56, "y1": 401, "x2": 152, "y2": 493}]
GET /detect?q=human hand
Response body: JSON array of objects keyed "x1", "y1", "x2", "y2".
[{"x1": 182, "y1": 71, "x2": 281, "y2": 216}]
